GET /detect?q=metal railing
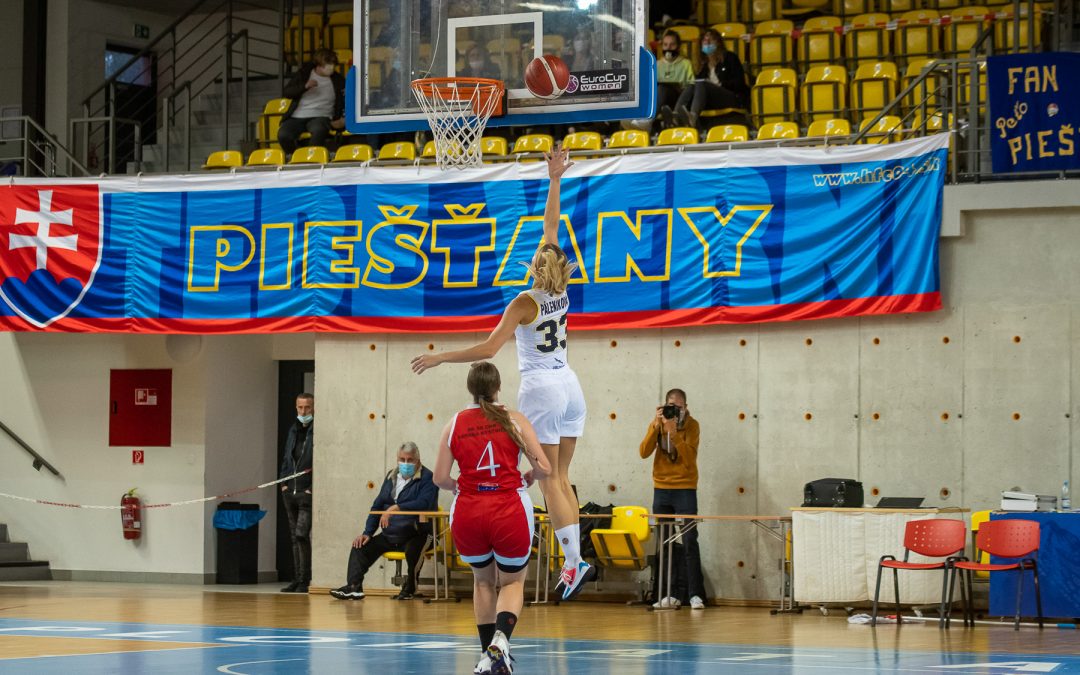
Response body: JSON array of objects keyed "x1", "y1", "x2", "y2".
[
  {"x1": 76, "y1": 0, "x2": 283, "y2": 174},
  {"x1": 0, "y1": 116, "x2": 91, "y2": 177},
  {"x1": 0, "y1": 419, "x2": 63, "y2": 480}
]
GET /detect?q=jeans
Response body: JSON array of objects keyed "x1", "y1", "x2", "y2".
[
  {"x1": 346, "y1": 531, "x2": 431, "y2": 592},
  {"x1": 278, "y1": 116, "x2": 332, "y2": 154},
  {"x1": 282, "y1": 491, "x2": 312, "y2": 583},
  {"x1": 653, "y1": 488, "x2": 706, "y2": 601}
]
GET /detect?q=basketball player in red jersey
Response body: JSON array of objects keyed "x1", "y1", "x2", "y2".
[
  {"x1": 414, "y1": 147, "x2": 596, "y2": 602},
  {"x1": 434, "y1": 361, "x2": 551, "y2": 675}
]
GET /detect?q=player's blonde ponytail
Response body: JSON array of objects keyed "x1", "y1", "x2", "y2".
[
  {"x1": 528, "y1": 243, "x2": 575, "y2": 295},
  {"x1": 467, "y1": 361, "x2": 526, "y2": 449}
]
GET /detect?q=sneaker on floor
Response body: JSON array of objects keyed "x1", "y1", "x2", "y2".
[
  {"x1": 392, "y1": 588, "x2": 415, "y2": 600},
  {"x1": 690, "y1": 595, "x2": 706, "y2": 610},
  {"x1": 486, "y1": 630, "x2": 514, "y2": 675},
  {"x1": 561, "y1": 560, "x2": 597, "y2": 601},
  {"x1": 674, "y1": 104, "x2": 691, "y2": 127},
  {"x1": 330, "y1": 585, "x2": 364, "y2": 600},
  {"x1": 660, "y1": 105, "x2": 675, "y2": 128},
  {"x1": 652, "y1": 596, "x2": 682, "y2": 609},
  {"x1": 292, "y1": 583, "x2": 310, "y2": 594},
  {"x1": 280, "y1": 581, "x2": 300, "y2": 593},
  {"x1": 473, "y1": 651, "x2": 494, "y2": 674}
]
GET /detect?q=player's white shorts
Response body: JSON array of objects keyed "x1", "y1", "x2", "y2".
[{"x1": 518, "y1": 366, "x2": 586, "y2": 444}]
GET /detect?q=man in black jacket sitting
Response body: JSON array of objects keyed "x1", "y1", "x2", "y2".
[
  {"x1": 277, "y1": 48, "x2": 346, "y2": 155},
  {"x1": 331, "y1": 442, "x2": 439, "y2": 601}
]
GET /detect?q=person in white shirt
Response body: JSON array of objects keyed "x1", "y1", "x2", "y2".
[
  {"x1": 411, "y1": 147, "x2": 596, "y2": 602},
  {"x1": 278, "y1": 48, "x2": 346, "y2": 155}
]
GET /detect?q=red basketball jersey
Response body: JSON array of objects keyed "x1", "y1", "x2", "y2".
[{"x1": 449, "y1": 406, "x2": 525, "y2": 494}]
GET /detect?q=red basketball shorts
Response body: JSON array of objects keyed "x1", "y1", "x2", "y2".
[{"x1": 450, "y1": 489, "x2": 535, "y2": 569}]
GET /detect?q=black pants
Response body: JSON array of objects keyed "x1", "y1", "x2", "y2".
[
  {"x1": 675, "y1": 81, "x2": 745, "y2": 119},
  {"x1": 657, "y1": 82, "x2": 684, "y2": 111},
  {"x1": 282, "y1": 491, "x2": 312, "y2": 583},
  {"x1": 653, "y1": 488, "x2": 706, "y2": 602},
  {"x1": 346, "y1": 531, "x2": 431, "y2": 592},
  {"x1": 278, "y1": 116, "x2": 332, "y2": 154}
]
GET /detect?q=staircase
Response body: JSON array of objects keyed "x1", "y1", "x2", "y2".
[{"x1": 0, "y1": 524, "x2": 51, "y2": 581}]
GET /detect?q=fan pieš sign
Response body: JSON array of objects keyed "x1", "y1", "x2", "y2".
[{"x1": 988, "y1": 52, "x2": 1079, "y2": 173}]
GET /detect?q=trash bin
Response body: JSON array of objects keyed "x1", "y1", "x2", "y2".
[{"x1": 214, "y1": 502, "x2": 266, "y2": 584}]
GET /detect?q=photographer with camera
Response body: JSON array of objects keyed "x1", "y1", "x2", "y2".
[{"x1": 639, "y1": 388, "x2": 706, "y2": 610}]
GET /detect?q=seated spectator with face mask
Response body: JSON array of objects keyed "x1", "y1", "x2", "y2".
[
  {"x1": 330, "y1": 442, "x2": 439, "y2": 601},
  {"x1": 654, "y1": 30, "x2": 695, "y2": 130}
]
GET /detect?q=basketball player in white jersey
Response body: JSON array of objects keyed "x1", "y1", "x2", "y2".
[{"x1": 411, "y1": 146, "x2": 595, "y2": 600}]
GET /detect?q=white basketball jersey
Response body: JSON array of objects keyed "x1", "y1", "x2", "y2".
[{"x1": 514, "y1": 289, "x2": 570, "y2": 372}]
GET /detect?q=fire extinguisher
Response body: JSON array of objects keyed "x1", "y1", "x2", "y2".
[{"x1": 121, "y1": 488, "x2": 142, "y2": 540}]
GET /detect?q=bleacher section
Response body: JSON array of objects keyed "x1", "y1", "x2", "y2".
[{"x1": 220, "y1": 0, "x2": 1044, "y2": 170}]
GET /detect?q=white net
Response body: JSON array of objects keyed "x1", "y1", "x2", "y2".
[{"x1": 411, "y1": 78, "x2": 503, "y2": 170}]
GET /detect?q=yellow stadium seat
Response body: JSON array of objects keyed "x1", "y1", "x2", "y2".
[
  {"x1": 801, "y1": 64, "x2": 848, "y2": 123},
  {"x1": 543, "y1": 34, "x2": 565, "y2": 55},
  {"x1": 378, "y1": 142, "x2": 417, "y2": 161},
  {"x1": 714, "y1": 23, "x2": 749, "y2": 63},
  {"x1": 333, "y1": 144, "x2": 374, "y2": 163},
  {"x1": 289, "y1": 146, "x2": 329, "y2": 165},
  {"x1": 658, "y1": 127, "x2": 700, "y2": 146},
  {"x1": 422, "y1": 140, "x2": 437, "y2": 158},
  {"x1": 563, "y1": 131, "x2": 603, "y2": 152},
  {"x1": 884, "y1": 0, "x2": 914, "y2": 12},
  {"x1": 706, "y1": 0, "x2": 739, "y2": 23},
  {"x1": 512, "y1": 134, "x2": 554, "y2": 155},
  {"x1": 751, "y1": 0, "x2": 782, "y2": 22},
  {"x1": 995, "y1": 4, "x2": 1044, "y2": 51},
  {"x1": 912, "y1": 110, "x2": 951, "y2": 135},
  {"x1": 956, "y1": 60, "x2": 987, "y2": 112},
  {"x1": 706, "y1": 124, "x2": 750, "y2": 142},
  {"x1": 902, "y1": 59, "x2": 940, "y2": 113},
  {"x1": 757, "y1": 121, "x2": 800, "y2": 140},
  {"x1": 258, "y1": 98, "x2": 292, "y2": 148},
  {"x1": 846, "y1": 13, "x2": 892, "y2": 66},
  {"x1": 750, "y1": 20, "x2": 794, "y2": 69},
  {"x1": 480, "y1": 136, "x2": 509, "y2": 158},
  {"x1": 852, "y1": 61, "x2": 899, "y2": 119},
  {"x1": 608, "y1": 129, "x2": 650, "y2": 149},
  {"x1": 859, "y1": 115, "x2": 903, "y2": 143},
  {"x1": 834, "y1": 0, "x2": 871, "y2": 17},
  {"x1": 806, "y1": 118, "x2": 852, "y2": 138},
  {"x1": 798, "y1": 16, "x2": 842, "y2": 70},
  {"x1": 326, "y1": 10, "x2": 353, "y2": 51},
  {"x1": 285, "y1": 13, "x2": 323, "y2": 64},
  {"x1": 970, "y1": 510, "x2": 993, "y2": 578},
  {"x1": 943, "y1": 7, "x2": 990, "y2": 56},
  {"x1": 589, "y1": 506, "x2": 651, "y2": 571},
  {"x1": 333, "y1": 49, "x2": 353, "y2": 76},
  {"x1": 202, "y1": 150, "x2": 242, "y2": 170},
  {"x1": 486, "y1": 37, "x2": 522, "y2": 78},
  {"x1": 751, "y1": 67, "x2": 797, "y2": 126},
  {"x1": 247, "y1": 148, "x2": 284, "y2": 167},
  {"x1": 667, "y1": 24, "x2": 702, "y2": 67},
  {"x1": 896, "y1": 10, "x2": 940, "y2": 62}
]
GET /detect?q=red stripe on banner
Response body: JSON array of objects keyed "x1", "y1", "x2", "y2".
[{"x1": 0, "y1": 293, "x2": 941, "y2": 334}]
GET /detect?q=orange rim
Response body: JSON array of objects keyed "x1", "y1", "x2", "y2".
[{"x1": 411, "y1": 77, "x2": 504, "y2": 102}]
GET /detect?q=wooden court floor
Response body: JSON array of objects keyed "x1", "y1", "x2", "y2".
[{"x1": 1, "y1": 581, "x2": 1078, "y2": 673}]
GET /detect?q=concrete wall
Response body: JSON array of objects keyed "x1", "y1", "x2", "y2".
[{"x1": 312, "y1": 186, "x2": 1080, "y2": 600}]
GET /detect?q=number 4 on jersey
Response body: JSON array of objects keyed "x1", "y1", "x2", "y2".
[{"x1": 476, "y1": 441, "x2": 502, "y2": 476}]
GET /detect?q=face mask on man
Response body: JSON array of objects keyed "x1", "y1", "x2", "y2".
[
  {"x1": 701, "y1": 44, "x2": 717, "y2": 56},
  {"x1": 663, "y1": 49, "x2": 677, "y2": 61},
  {"x1": 469, "y1": 59, "x2": 484, "y2": 71},
  {"x1": 316, "y1": 63, "x2": 335, "y2": 76},
  {"x1": 574, "y1": 39, "x2": 587, "y2": 53},
  {"x1": 297, "y1": 414, "x2": 313, "y2": 425},
  {"x1": 399, "y1": 462, "x2": 417, "y2": 478}
]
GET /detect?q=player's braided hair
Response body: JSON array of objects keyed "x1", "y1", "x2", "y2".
[
  {"x1": 528, "y1": 243, "x2": 575, "y2": 295},
  {"x1": 467, "y1": 361, "x2": 526, "y2": 449}
]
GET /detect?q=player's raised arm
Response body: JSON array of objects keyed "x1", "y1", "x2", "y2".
[
  {"x1": 542, "y1": 145, "x2": 574, "y2": 248},
  {"x1": 410, "y1": 293, "x2": 536, "y2": 374}
]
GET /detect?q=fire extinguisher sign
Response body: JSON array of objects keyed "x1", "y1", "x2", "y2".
[{"x1": 132, "y1": 450, "x2": 145, "y2": 464}]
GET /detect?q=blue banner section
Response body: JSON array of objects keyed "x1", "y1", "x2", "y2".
[
  {"x1": 988, "y1": 51, "x2": 1080, "y2": 174},
  {"x1": 0, "y1": 136, "x2": 947, "y2": 333}
]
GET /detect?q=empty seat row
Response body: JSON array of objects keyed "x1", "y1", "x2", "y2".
[{"x1": 692, "y1": 0, "x2": 1037, "y2": 31}]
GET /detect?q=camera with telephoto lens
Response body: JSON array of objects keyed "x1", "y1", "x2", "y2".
[{"x1": 661, "y1": 404, "x2": 681, "y2": 420}]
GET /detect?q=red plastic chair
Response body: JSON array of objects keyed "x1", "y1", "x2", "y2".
[
  {"x1": 950, "y1": 519, "x2": 1043, "y2": 631},
  {"x1": 871, "y1": 519, "x2": 966, "y2": 627}
]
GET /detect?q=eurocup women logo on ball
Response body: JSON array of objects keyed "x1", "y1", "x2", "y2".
[
  {"x1": 0, "y1": 186, "x2": 103, "y2": 327},
  {"x1": 525, "y1": 55, "x2": 571, "y2": 100}
]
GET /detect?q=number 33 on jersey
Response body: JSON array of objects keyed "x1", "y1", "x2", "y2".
[{"x1": 516, "y1": 289, "x2": 569, "y2": 371}]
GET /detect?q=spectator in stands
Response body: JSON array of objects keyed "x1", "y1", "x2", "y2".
[
  {"x1": 638, "y1": 388, "x2": 706, "y2": 610},
  {"x1": 278, "y1": 48, "x2": 345, "y2": 155},
  {"x1": 566, "y1": 26, "x2": 598, "y2": 71},
  {"x1": 656, "y1": 30, "x2": 695, "y2": 130},
  {"x1": 279, "y1": 393, "x2": 314, "y2": 593},
  {"x1": 667, "y1": 29, "x2": 749, "y2": 130},
  {"x1": 460, "y1": 45, "x2": 502, "y2": 80},
  {"x1": 330, "y1": 442, "x2": 439, "y2": 601}
]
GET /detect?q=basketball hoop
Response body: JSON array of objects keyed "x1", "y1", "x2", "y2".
[{"x1": 411, "y1": 77, "x2": 504, "y2": 170}]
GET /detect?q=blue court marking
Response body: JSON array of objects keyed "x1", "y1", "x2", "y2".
[{"x1": 0, "y1": 618, "x2": 1077, "y2": 674}]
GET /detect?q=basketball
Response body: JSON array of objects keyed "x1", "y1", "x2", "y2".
[{"x1": 525, "y1": 55, "x2": 571, "y2": 100}]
